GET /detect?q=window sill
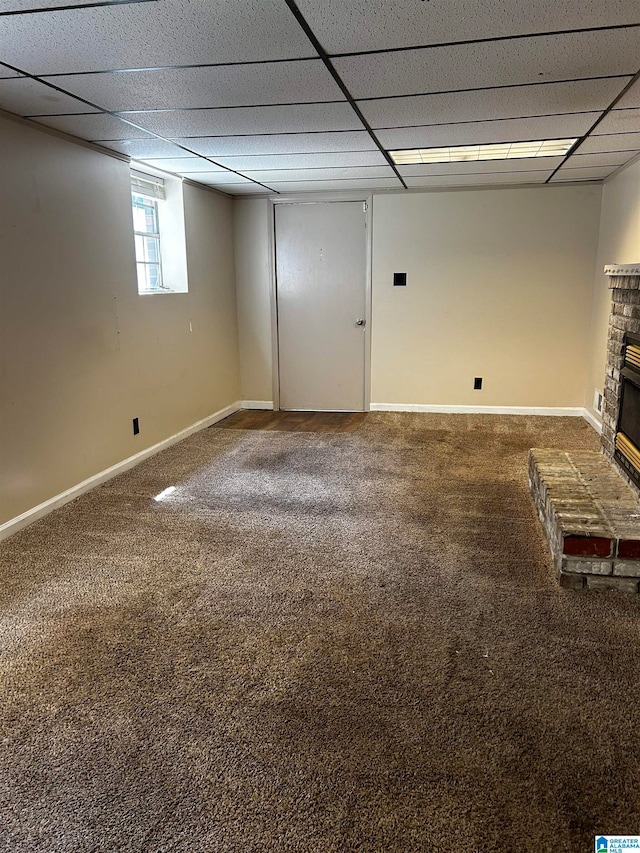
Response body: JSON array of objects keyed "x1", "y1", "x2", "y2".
[{"x1": 139, "y1": 289, "x2": 188, "y2": 296}]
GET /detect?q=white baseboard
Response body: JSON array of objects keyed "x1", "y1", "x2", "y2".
[
  {"x1": 0, "y1": 400, "x2": 241, "y2": 542},
  {"x1": 582, "y1": 407, "x2": 604, "y2": 434},
  {"x1": 241, "y1": 400, "x2": 274, "y2": 410},
  {"x1": 2, "y1": 398, "x2": 602, "y2": 542},
  {"x1": 370, "y1": 403, "x2": 585, "y2": 416}
]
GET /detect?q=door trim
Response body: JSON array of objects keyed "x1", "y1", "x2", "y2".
[
  {"x1": 266, "y1": 199, "x2": 280, "y2": 411},
  {"x1": 268, "y1": 195, "x2": 373, "y2": 413}
]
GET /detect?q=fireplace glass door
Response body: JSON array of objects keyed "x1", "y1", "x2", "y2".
[{"x1": 616, "y1": 359, "x2": 640, "y2": 487}]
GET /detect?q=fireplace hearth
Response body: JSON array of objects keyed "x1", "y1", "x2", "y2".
[{"x1": 529, "y1": 263, "x2": 640, "y2": 593}]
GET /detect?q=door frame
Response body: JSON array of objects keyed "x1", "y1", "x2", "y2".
[{"x1": 267, "y1": 193, "x2": 373, "y2": 412}]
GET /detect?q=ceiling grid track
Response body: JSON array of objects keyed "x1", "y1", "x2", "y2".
[
  {"x1": 282, "y1": 0, "x2": 407, "y2": 189},
  {"x1": 0, "y1": 0, "x2": 159, "y2": 16},
  {"x1": 39, "y1": 57, "x2": 316, "y2": 77},
  {"x1": 330, "y1": 21, "x2": 640, "y2": 58},
  {"x1": 24, "y1": 75, "x2": 633, "y2": 120},
  {"x1": 0, "y1": 58, "x2": 280, "y2": 193},
  {"x1": 546, "y1": 66, "x2": 640, "y2": 182},
  {"x1": 0, "y1": 0, "x2": 638, "y2": 193}
]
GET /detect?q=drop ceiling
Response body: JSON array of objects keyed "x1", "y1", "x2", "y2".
[{"x1": 0, "y1": 0, "x2": 639, "y2": 196}]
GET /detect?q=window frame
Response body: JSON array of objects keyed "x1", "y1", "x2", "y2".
[
  {"x1": 130, "y1": 166, "x2": 189, "y2": 296},
  {"x1": 131, "y1": 190, "x2": 166, "y2": 294}
]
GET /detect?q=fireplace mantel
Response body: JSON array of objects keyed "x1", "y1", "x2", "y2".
[{"x1": 604, "y1": 264, "x2": 640, "y2": 283}]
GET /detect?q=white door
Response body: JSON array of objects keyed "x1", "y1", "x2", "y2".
[{"x1": 275, "y1": 202, "x2": 367, "y2": 412}]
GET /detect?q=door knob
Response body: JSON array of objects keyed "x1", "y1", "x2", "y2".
[{"x1": 355, "y1": 318, "x2": 366, "y2": 326}]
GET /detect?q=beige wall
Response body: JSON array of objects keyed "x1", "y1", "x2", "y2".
[
  {"x1": 233, "y1": 185, "x2": 604, "y2": 411},
  {"x1": 585, "y1": 157, "x2": 640, "y2": 421},
  {"x1": 1, "y1": 110, "x2": 609, "y2": 530},
  {"x1": 0, "y1": 113, "x2": 240, "y2": 526},
  {"x1": 233, "y1": 198, "x2": 274, "y2": 404},
  {"x1": 371, "y1": 186, "x2": 602, "y2": 407}
]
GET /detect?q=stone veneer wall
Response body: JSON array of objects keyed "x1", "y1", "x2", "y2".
[{"x1": 601, "y1": 269, "x2": 640, "y2": 494}]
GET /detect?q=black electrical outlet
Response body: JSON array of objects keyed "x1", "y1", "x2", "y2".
[
  {"x1": 393, "y1": 272, "x2": 407, "y2": 287},
  {"x1": 133, "y1": 417, "x2": 140, "y2": 435},
  {"x1": 474, "y1": 377, "x2": 483, "y2": 390}
]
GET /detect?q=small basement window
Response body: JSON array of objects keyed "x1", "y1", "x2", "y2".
[
  {"x1": 132, "y1": 182, "x2": 163, "y2": 292},
  {"x1": 130, "y1": 168, "x2": 188, "y2": 295}
]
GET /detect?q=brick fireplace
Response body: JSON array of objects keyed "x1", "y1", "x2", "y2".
[
  {"x1": 601, "y1": 263, "x2": 640, "y2": 492},
  {"x1": 529, "y1": 263, "x2": 640, "y2": 592}
]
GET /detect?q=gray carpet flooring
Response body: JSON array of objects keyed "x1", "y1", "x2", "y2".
[{"x1": 1, "y1": 413, "x2": 639, "y2": 852}]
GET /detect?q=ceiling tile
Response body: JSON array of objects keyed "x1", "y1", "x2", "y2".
[
  {"x1": 174, "y1": 132, "x2": 377, "y2": 156},
  {"x1": 566, "y1": 150, "x2": 638, "y2": 167},
  {"x1": 185, "y1": 175, "x2": 276, "y2": 194},
  {"x1": 397, "y1": 158, "x2": 563, "y2": 176},
  {"x1": 359, "y1": 79, "x2": 626, "y2": 129},
  {"x1": 0, "y1": 65, "x2": 22, "y2": 78},
  {"x1": 550, "y1": 165, "x2": 617, "y2": 180},
  {"x1": 124, "y1": 103, "x2": 362, "y2": 137},
  {"x1": 377, "y1": 114, "x2": 596, "y2": 149},
  {"x1": 239, "y1": 166, "x2": 394, "y2": 182},
  {"x1": 295, "y1": 0, "x2": 640, "y2": 54},
  {"x1": 0, "y1": 0, "x2": 102, "y2": 8},
  {"x1": 214, "y1": 183, "x2": 270, "y2": 195},
  {"x1": 186, "y1": 151, "x2": 388, "y2": 170},
  {"x1": 616, "y1": 78, "x2": 640, "y2": 109},
  {"x1": 31, "y1": 112, "x2": 152, "y2": 139},
  {"x1": 97, "y1": 138, "x2": 197, "y2": 158},
  {"x1": 333, "y1": 29, "x2": 639, "y2": 99},
  {"x1": 0, "y1": 0, "x2": 314, "y2": 75},
  {"x1": 265, "y1": 178, "x2": 402, "y2": 192},
  {"x1": 594, "y1": 108, "x2": 640, "y2": 135},
  {"x1": 578, "y1": 132, "x2": 640, "y2": 153},
  {"x1": 134, "y1": 157, "x2": 229, "y2": 174},
  {"x1": 48, "y1": 61, "x2": 344, "y2": 112},
  {"x1": 180, "y1": 171, "x2": 262, "y2": 185},
  {"x1": 0, "y1": 76, "x2": 99, "y2": 115},
  {"x1": 404, "y1": 171, "x2": 551, "y2": 187}
]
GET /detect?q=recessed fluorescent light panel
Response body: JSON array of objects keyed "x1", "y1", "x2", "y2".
[{"x1": 390, "y1": 139, "x2": 577, "y2": 165}]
